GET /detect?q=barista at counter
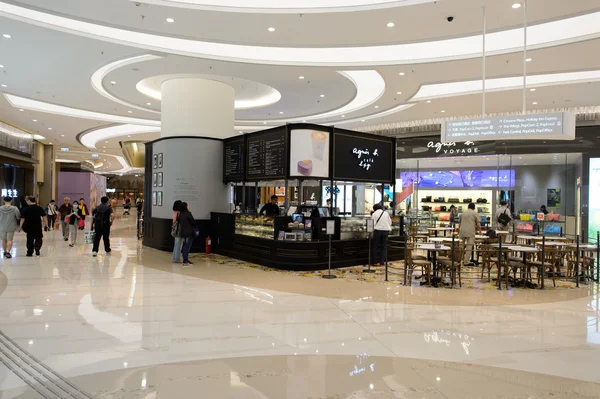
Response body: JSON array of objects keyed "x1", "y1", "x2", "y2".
[{"x1": 259, "y1": 195, "x2": 280, "y2": 217}]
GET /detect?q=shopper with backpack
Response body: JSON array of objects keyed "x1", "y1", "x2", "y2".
[{"x1": 91, "y1": 196, "x2": 114, "y2": 257}]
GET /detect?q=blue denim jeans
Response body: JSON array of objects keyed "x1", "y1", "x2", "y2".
[
  {"x1": 172, "y1": 237, "x2": 183, "y2": 262},
  {"x1": 182, "y1": 236, "x2": 194, "y2": 263},
  {"x1": 371, "y1": 230, "x2": 389, "y2": 265}
]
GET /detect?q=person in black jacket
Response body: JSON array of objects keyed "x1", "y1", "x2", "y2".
[{"x1": 178, "y1": 202, "x2": 196, "y2": 266}]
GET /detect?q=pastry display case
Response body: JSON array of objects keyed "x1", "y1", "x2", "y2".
[{"x1": 235, "y1": 215, "x2": 275, "y2": 239}]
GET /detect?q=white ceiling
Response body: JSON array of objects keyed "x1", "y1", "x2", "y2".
[{"x1": 0, "y1": 0, "x2": 599, "y2": 172}]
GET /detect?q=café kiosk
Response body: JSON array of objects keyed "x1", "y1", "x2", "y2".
[{"x1": 212, "y1": 123, "x2": 406, "y2": 271}]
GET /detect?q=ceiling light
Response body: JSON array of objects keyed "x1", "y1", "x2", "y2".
[
  {"x1": 18, "y1": 108, "x2": 23, "y2": 112},
  {"x1": 512, "y1": 3, "x2": 521, "y2": 9},
  {"x1": 0, "y1": 65, "x2": 3, "y2": 68},
  {"x1": 320, "y1": 94, "x2": 325, "y2": 97},
  {"x1": 441, "y1": 110, "x2": 446, "y2": 113},
  {"x1": 1, "y1": 84, "x2": 6, "y2": 88},
  {"x1": 166, "y1": 18, "x2": 175, "y2": 23},
  {"x1": 110, "y1": 81, "x2": 116, "y2": 85},
  {"x1": 32, "y1": 119, "x2": 37, "y2": 122},
  {"x1": 399, "y1": 72, "x2": 405, "y2": 76},
  {"x1": 48, "y1": 142, "x2": 52, "y2": 144},
  {"x1": 105, "y1": 141, "x2": 108, "y2": 143},
  {"x1": 387, "y1": 22, "x2": 395, "y2": 28},
  {"x1": 530, "y1": 88, "x2": 536, "y2": 91},
  {"x1": 302, "y1": 120, "x2": 307, "y2": 122},
  {"x1": 361, "y1": 119, "x2": 365, "y2": 122},
  {"x1": 526, "y1": 57, "x2": 532, "y2": 62},
  {"x1": 127, "y1": 110, "x2": 132, "y2": 113},
  {"x1": 128, "y1": 135, "x2": 131, "y2": 137},
  {"x1": 146, "y1": 102, "x2": 151, "y2": 105},
  {"x1": 396, "y1": 91, "x2": 402, "y2": 95},
  {"x1": 374, "y1": 105, "x2": 379, "y2": 109},
  {"x1": 298, "y1": 76, "x2": 304, "y2": 79},
  {"x1": 2, "y1": 34, "x2": 11, "y2": 39},
  {"x1": 279, "y1": 111, "x2": 283, "y2": 114},
  {"x1": 341, "y1": 115, "x2": 345, "y2": 117},
  {"x1": 426, "y1": 100, "x2": 432, "y2": 103},
  {"x1": 48, "y1": 127, "x2": 52, "y2": 130},
  {"x1": 533, "y1": 101, "x2": 538, "y2": 104},
  {"x1": 61, "y1": 134, "x2": 65, "y2": 137},
  {"x1": 263, "y1": 122, "x2": 267, "y2": 124},
  {"x1": 268, "y1": 27, "x2": 275, "y2": 32}
]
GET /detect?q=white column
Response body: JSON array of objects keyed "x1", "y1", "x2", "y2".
[{"x1": 160, "y1": 78, "x2": 234, "y2": 138}]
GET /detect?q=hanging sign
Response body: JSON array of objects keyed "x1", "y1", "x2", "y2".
[{"x1": 441, "y1": 112, "x2": 576, "y2": 143}]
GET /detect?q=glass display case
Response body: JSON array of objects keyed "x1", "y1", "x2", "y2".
[
  {"x1": 235, "y1": 215, "x2": 275, "y2": 239},
  {"x1": 340, "y1": 215, "x2": 402, "y2": 240}
]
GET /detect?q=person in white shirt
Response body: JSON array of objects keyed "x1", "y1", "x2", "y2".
[
  {"x1": 371, "y1": 203, "x2": 393, "y2": 266},
  {"x1": 495, "y1": 200, "x2": 512, "y2": 231}
]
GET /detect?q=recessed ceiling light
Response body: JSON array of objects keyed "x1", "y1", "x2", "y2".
[
  {"x1": 146, "y1": 102, "x2": 151, "y2": 105},
  {"x1": 48, "y1": 142, "x2": 52, "y2": 145},
  {"x1": 2, "y1": 34, "x2": 11, "y2": 39},
  {"x1": 0, "y1": 65, "x2": 3, "y2": 68},
  {"x1": 110, "y1": 81, "x2": 116, "y2": 85},
  {"x1": 530, "y1": 88, "x2": 536, "y2": 91},
  {"x1": 361, "y1": 119, "x2": 366, "y2": 122},
  {"x1": 103, "y1": 146, "x2": 106, "y2": 148},
  {"x1": 48, "y1": 127, "x2": 52, "y2": 130},
  {"x1": 1, "y1": 84, "x2": 6, "y2": 88},
  {"x1": 441, "y1": 110, "x2": 446, "y2": 113},
  {"x1": 426, "y1": 100, "x2": 432, "y2": 103},
  {"x1": 263, "y1": 122, "x2": 267, "y2": 124},
  {"x1": 268, "y1": 27, "x2": 275, "y2": 32},
  {"x1": 399, "y1": 72, "x2": 405, "y2": 76},
  {"x1": 512, "y1": 3, "x2": 522, "y2": 9},
  {"x1": 298, "y1": 76, "x2": 304, "y2": 80},
  {"x1": 105, "y1": 141, "x2": 108, "y2": 143},
  {"x1": 526, "y1": 58, "x2": 532, "y2": 62},
  {"x1": 396, "y1": 91, "x2": 402, "y2": 95},
  {"x1": 320, "y1": 94, "x2": 325, "y2": 98},
  {"x1": 127, "y1": 110, "x2": 132, "y2": 113},
  {"x1": 279, "y1": 111, "x2": 283, "y2": 114},
  {"x1": 341, "y1": 115, "x2": 345, "y2": 117},
  {"x1": 61, "y1": 134, "x2": 65, "y2": 137},
  {"x1": 18, "y1": 109, "x2": 23, "y2": 112},
  {"x1": 533, "y1": 101, "x2": 538, "y2": 105},
  {"x1": 32, "y1": 119, "x2": 37, "y2": 122},
  {"x1": 166, "y1": 18, "x2": 175, "y2": 23},
  {"x1": 374, "y1": 105, "x2": 379, "y2": 109},
  {"x1": 387, "y1": 22, "x2": 395, "y2": 28},
  {"x1": 127, "y1": 135, "x2": 131, "y2": 137}
]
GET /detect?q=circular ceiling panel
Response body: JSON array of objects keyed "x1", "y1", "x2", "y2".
[{"x1": 130, "y1": 0, "x2": 437, "y2": 13}]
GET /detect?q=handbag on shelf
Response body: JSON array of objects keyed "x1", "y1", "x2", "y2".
[
  {"x1": 433, "y1": 197, "x2": 446, "y2": 203},
  {"x1": 434, "y1": 207, "x2": 442, "y2": 212},
  {"x1": 462, "y1": 198, "x2": 472, "y2": 203},
  {"x1": 439, "y1": 214, "x2": 450, "y2": 221},
  {"x1": 422, "y1": 206, "x2": 431, "y2": 211},
  {"x1": 547, "y1": 213, "x2": 561, "y2": 221},
  {"x1": 544, "y1": 225, "x2": 561, "y2": 234},
  {"x1": 423, "y1": 196, "x2": 432, "y2": 202},
  {"x1": 448, "y1": 197, "x2": 460, "y2": 203},
  {"x1": 519, "y1": 214, "x2": 530, "y2": 221},
  {"x1": 440, "y1": 206, "x2": 447, "y2": 212}
]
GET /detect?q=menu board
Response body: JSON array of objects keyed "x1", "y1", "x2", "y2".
[
  {"x1": 333, "y1": 130, "x2": 394, "y2": 183},
  {"x1": 246, "y1": 127, "x2": 287, "y2": 180},
  {"x1": 441, "y1": 112, "x2": 576, "y2": 142},
  {"x1": 223, "y1": 136, "x2": 245, "y2": 181}
]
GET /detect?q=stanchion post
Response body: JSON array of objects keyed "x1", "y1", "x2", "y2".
[
  {"x1": 576, "y1": 235, "x2": 580, "y2": 288},
  {"x1": 497, "y1": 239, "x2": 503, "y2": 290},
  {"x1": 451, "y1": 235, "x2": 456, "y2": 288},
  {"x1": 323, "y1": 220, "x2": 337, "y2": 280},
  {"x1": 596, "y1": 231, "x2": 599, "y2": 283},
  {"x1": 541, "y1": 235, "x2": 545, "y2": 289},
  {"x1": 403, "y1": 237, "x2": 408, "y2": 286},
  {"x1": 363, "y1": 219, "x2": 375, "y2": 273}
]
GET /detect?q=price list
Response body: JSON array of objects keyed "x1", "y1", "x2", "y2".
[
  {"x1": 223, "y1": 137, "x2": 245, "y2": 181},
  {"x1": 246, "y1": 128, "x2": 287, "y2": 180}
]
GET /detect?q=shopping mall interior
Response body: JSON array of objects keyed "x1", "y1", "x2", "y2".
[{"x1": 1, "y1": 0, "x2": 600, "y2": 397}]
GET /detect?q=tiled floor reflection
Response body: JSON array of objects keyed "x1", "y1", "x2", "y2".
[{"x1": 1, "y1": 216, "x2": 599, "y2": 397}]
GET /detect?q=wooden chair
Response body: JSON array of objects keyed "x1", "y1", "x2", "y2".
[
  {"x1": 437, "y1": 245, "x2": 464, "y2": 287},
  {"x1": 566, "y1": 250, "x2": 595, "y2": 280},
  {"x1": 406, "y1": 245, "x2": 432, "y2": 286},
  {"x1": 480, "y1": 245, "x2": 510, "y2": 288},
  {"x1": 529, "y1": 247, "x2": 562, "y2": 287}
]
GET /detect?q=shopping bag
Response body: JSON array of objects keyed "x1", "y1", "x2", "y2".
[
  {"x1": 78, "y1": 218, "x2": 85, "y2": 228},
  {"x1": 84, "y1": 231, "x2": 95, "y2": 244}
]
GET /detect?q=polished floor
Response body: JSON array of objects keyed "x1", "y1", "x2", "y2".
[{"x1": 1, "y1": 216, "x2": 600, "y2": 398}]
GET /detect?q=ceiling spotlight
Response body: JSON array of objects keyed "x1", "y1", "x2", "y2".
[
  {"x1": 279, "y1": 111, "x2": 283, "y2": 114},
  {"x1": 441, "y1": 110, "x2": 446, "y2": 113},
  {"x1": 526, "y1": 58, "x2": 532, "y2": 62},
  {"x1": 2, "y1": 34, "x2": 11, "y2": 39},
  {"x1": 298, "y1": 76, "x2": 305, "y2": 80},
  {"x1": 268, "y1": 27, "x2": 275, "y2": 32},
  {"x1": 48, "y1": 142, "x2": 52, "y2": 145},
  {"x1": 361, "y1": 119, "x2": 366, "y2": 122},
  {"x1": 61, "y1": 134, "x2": 65, "y2": 137},
  {"x1": 341, "y1": 115, "x2": 346, "y2": 117},
  {"x1": 302, "y1": 120, "x2": 307, "y2": 122},
  {"x1": 48, "y1": 127, "x2": 52, "y2": 130},
  {"x1": 374, "y1": 105, "x2": 379, "y2": 109},
  {"x1": 18, "y1": 109, "x2": 24, "y2": 112},
  {"x1": 1, "y1": 84, "x2": 6, "y2": 88},
  {"x1": 263, "y1": 122, "x2": 267, "y2": 124},
  {"x1": 396, "y1": 91, "x2": 402, "y2": 95},
  {"x1": 110, "y1": 81, "x2": 116, "y2": 85},
  {"x1": 146, "y1": 102, "x2": 151, "y2": 105},
  {"x1": 166, "y1": 18, "x2": 175, "y2": 23},
  {"x1": 426, "y1": 100, "x2": 432, "y2": 103},
  {"x1": 533, "y1": 101, "x2": 538, "y2": 105},
  {"x1": 512, "y1": 3, "x2": 522, "y2": 9},
  {"x1": 0, "y1": 65, "x2": 3, "y2": 68},
  {"x1": 530, "y1": 88, "x2": 536, "y2": 92},
  {"x1": 320, "y1": 94, "x2": 325, "y2": 98},
  {"x1": 127, "y1": 135, "x2": 131, "y2": 137},
  {"x1": 127, "y1": 110, "x2": 132, "y2": 113},
  {"x1": 387, "y1": 22, "x2": 395, "y2": 28},
  {"x1": 32, "y1": 119, "x2": 37, "y2": 122},
  {"x1": 398, "y1": 72, "x2": 405, "y2": 76}
]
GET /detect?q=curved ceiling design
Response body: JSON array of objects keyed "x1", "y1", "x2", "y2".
[
  {"x1": 129, "y1": 0, "x2": 437, "y2": 13},
  {"x1": 2, "y1": 2, "x2": 600, "y2": 66},
  {"x1": 136, "y1": 74, "x2": 282, "y2": 110},
  {"x1": 4, "y1": 94, "x2": 161, "y2": 126},
  {"x1": 90, "y1": 54, "x2": 163, "y2": 115},
  {"x1": 411, "y1": 70, "x2": 600, "y2": 101}
]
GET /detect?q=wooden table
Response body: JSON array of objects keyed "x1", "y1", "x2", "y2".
[
  {"x1": 418, "y1": 244, "x2": 451, "y2": 276},
  {"x1": 428, "y1": 227, "x2": 455, "y2": 237}
]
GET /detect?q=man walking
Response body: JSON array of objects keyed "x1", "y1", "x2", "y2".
[
  {"x1": 0, "y1": 196, "x2": 20, "y2": 258},
  {"x1": 19, "y1": 197, "x2": 46, "y2": 257},
  {"x1": 92, "y1": 196, "x2": 114, "y2": 257},
  {"x1": 58, "y1": 197, "x2": 73, "y2": 241},
  {"x1": 459, "y1": 203, "x2": 481, "y2": 266},
  {"x1": 45, "y1": 199, "x2": 58, "y2": 231}
]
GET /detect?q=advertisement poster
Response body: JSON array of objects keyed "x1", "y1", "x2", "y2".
[
  {"x1": 400, "y1": 170, "x2": 515, "y2": 188},
  {"x1": 289, "y1": 129, "x2": 330, "y2": 178},
  {"x1": 547, "y1": 189, "x2": 561, "y2": 208},
  {"x1": 589, "y1": 158, "x2": 600, "y2": 239}
]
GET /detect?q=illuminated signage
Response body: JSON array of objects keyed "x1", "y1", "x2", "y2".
[
  {"x1": 91, "y1": 153, "x2": 99, "y2": 158},
  {"x1": 106, "y1": 188, "x2": 116, "y2": 193},
  {"x1": 1, "y1": 189, "x2": 17, "y2": 197},
  {"x1": 60, "y1": 147, "x2": 69, "y2": 152}
]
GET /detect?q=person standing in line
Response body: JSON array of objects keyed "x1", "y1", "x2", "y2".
[
  {"x1": 78, "y1": 198, "x2": 89, "y2": 230},
  {"x1": 178, "y1": 202, "x2": 196, "y2": 266},
  {"x1": 0, "y1": 196, "x2": 20, "y2": 258},
  {"x1": 68, "y1": 200, "x2": 82, "y2": 247},
  {"x1": 459, "y1": 203, "x2": 481, "y2": 266},
  {"x1": 172, "y1": 200, "x2": 183, "y2": 263},
  {"x1": 92, "y1": 196, "x2": 114, "y2": 257},
  {"x1": 371, "y1": 203, "x2": 393, "y2": 266},
  {"x1": 45, "y1": 200, "x2": 58, "y2": 231},
  {"x1": 19, "y1": 197, "x2": 47, "y2": 257},
  {"x1": 58, "y1": 197, "x2": 73, "y2": 242}
]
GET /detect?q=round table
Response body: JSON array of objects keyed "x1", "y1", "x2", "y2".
[
  {"x1": 427, "y1": 227, "x2": 455, "y2": 237},
  {"x1": 418, "y1": 244, "x2": 451, "y2": 276}
]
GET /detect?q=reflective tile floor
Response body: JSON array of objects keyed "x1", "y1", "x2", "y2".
[{"x1": 1, "y1": 216, "x2": 599, "y2": 398}]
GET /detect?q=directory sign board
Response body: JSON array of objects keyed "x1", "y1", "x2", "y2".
[{"x1": 441, "y1": 112, "x2": 576, "y2": 143}]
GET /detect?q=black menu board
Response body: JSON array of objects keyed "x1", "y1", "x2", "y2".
[
  {"x1": 223, "y1": 136, "x2": 245, "y2": 181},
  {"x1": 246, "y1": 127, "x2": 287, "y2": 180},
  {"x1": 333, "y1": 130, "x2": 394, "y2": 183}
]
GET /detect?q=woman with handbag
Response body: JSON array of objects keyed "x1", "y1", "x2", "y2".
[
  {"x1": 171, "y1": 200, "x2": 183, "y2": 263},
  {"x1": 178, "y1": 202, "x2": 196, "y2": 266},
  {"x1": 78, "y1": 198, "x2": 89, "y2": 230},
  {"x1": 68, "y1": 200, "x2": 82, "y2": 247}
]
